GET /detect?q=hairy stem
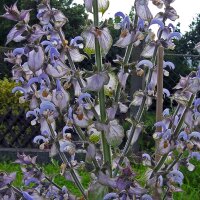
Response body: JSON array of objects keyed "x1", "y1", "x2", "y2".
[
  {"x1": 93, "y1": 0, "x2": 112, "y2": 174},
  {"x1": 113, "y1": 21, "x2": 166, "y2": 176}
]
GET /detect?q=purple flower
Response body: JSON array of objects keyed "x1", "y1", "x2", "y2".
[
  {"x1": 22, "y1": 192, "x2": 34, "y2": 200},
  {"x1": 15, "y1": 153, "x2": 37, "y2": 165},
  {"x1": 0, "y1": 172, "x2": 16, "y2": 188},
  {"x1": 167, "y1": 170, "x2": 184, "y2": 185},
  {"x1": 2, "y1": 2, "x2": 31, "y2": 23},
  {"x1": 190, "y1": 152, "x2": 200, "y2": 161}
]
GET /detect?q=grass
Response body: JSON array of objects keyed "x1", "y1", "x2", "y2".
[{"x1": 1, "y1": 160, "x2": 200, "y2": 199}]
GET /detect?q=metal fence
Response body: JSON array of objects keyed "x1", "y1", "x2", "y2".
[{"x1": 0, "y1": 108, "x2": 40, "y2": 148}]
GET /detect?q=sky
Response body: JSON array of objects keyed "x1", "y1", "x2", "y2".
[{"x1": 73, "y1": 0, "x2": 200, "y2": 33}]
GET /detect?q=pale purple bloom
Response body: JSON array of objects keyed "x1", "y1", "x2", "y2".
[
  {"x1": 190, "y1": 152, "x2": 200, "y2": 161},
  {"x1": 163, "y1": 108, "x2": 170, "y2": 116},
  {"x1": 178, "y1": 131, "x2": 188, "y2": 141},
  {"x1": 0, "y1": 172, "x2": 16, "y2": 188},
  {"x1": 149, "y1": 19, "x2": 164, "y2": 30},
  {"x1": 135, "y1": 0, "x2": 153, "y2": 21},
  {"x1": 2, "y1": 2, "x2": 31, "y2": 22},
  {"x1": 167, "y1": 170, "x2": 184, "y2": 185},
  {"x1": 141, "y1": 194, "x2": 153, "y2": 200},
  {"x1": 103, "y1": 192, "x2": 119, "y2": 200},
  {"x1": 22, "y1": 192, "x2": 34, "y2": 200}
]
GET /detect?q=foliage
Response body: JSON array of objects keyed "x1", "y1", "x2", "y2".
[
  {"x1": 1, "y1": 0, "x2": 200, "y2": 200},
  {"x1": 0, "y1": 78, "x2": 28, "y2": 115}
]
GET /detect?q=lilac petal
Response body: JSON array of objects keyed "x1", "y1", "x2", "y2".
[
  {"x1": 28, "y1": 46, "x2": 44, "y2": 72},
  {"x1": 163, "y1": 108, "x2": 170, "y2": 116},
  {"x1": 22, "y1": 192, "x2": 34, "y2": 200},
  {"x1": 135, "y1": 0, "x2": 153, "y2": 21},
  {"x1": 6, "y1": 25, "x2": 26, "y2": 45},
  {"x1": 149, "y1": 19, "x2": 164, "y2": 30},
  {"x1": 56, "y1": 79, "x2": 62, "y2": 91},
  {"x1": 40, "y1": 101, "x2": 56, "y2": 114},
  {"x1": 136, "y1": 59, "x2": 153, "y2": 69},
  {"x1": 78, "y1": 93, "x2": 91, "y2": 105},
  {"x1": 118, "y1": 69, "x2": 129, "y2": 89},
  {"x1": 168, "y1": 23, "x2": 175, "y2": 32},
  {"x1": 97, "y1": 27, "x2": 113, "y2": 55},
  {"x1": 69, "y1": 48, "x2": 86, "y2": 62},
  {"x1": 121, "y1": 16, "x2": 131, "y2": 29},
  {"x1": 86, "y1": 144, "x2": 96, "y2": 162},
  {"x1": 19, "y1": 9, "x2": 31, "y2": 22},
  {"x1": 115, "y1": 11, "x2": 125, "y2": 19},
  {"x1": 82, "y1": 28, "x2": 95, "y2": 55},
  {"x1": 168, "y1": 32, "x2": 182, "y2": 41},
  {"x1": 164, "y1": 61, "x2": 175, "y2": 70},
  {"x1": 142, "y1": 153, "x2": 151, "y2": 161},
  {"x1": 50, "y1": 47, "x2": 60, "y2": 62},
  {"x1": 190, "y1": 152, "x2": 200, "y2": 161},
  {"x1": 98, "y1": 171, "x2": 117, "y2": 188},
  {"x1": 106, "y1": 104, "x2": 118, "y2": 120},
  {"x1": 84, "y1": 72, "x2": 110, "y2": 92},
  {"x1": 38, "y1": 73, "x2": 50, "y2": 87},
  {"x1": 137, "y1": 17, "x2": 145, "y2": 30},
  {"x1": 98, "y1": 0, "x2": 109, "y2": 14},
  {"x1": 24, "y1": 177, "x2": 39, "y2": 186},
  {"x1": 189, "y1": 132, "x2": 200, "y2": 140},
  {"x1": 114, "y1": 30, "x2": 132, "y2": 48},
  {"x1": 141, "y1": 42, "x2": 156, "y2": 58},
  {"x1": 62, "y1": 125, "x2": 73, "y2": 135},
  {"x1": 70, "y1": 36, "x2": 84, "y2": 46},
  {"x1": 52, "y1": 87, "x2": 69, "y2": 111},
  {"x1": 68, "y1": 107, "x2": 73, "y2": 119},
  {"x1": 103, "y1": 193, "x2": 119, "y2": 200},
  {"x1": 13, "y1": 48, "x2": 24, "y2": 56},
  {"x1": 84, "y1": 0, "x2": 93, "y2": 13},
  {"x1": 26, "y1": 110, "x2": 38, "y2": 119},
  {"x1": 163, "y1": 88, "x2": 170, "y2": 97},
  {"x1": 46, "y1": 64, "x2": 67, "y2": 78},
  {"x1": 178, "y1": 131, "x2": 188, "y2": 141},
  {"x1": 165, "y1": 6, "x2": 179, "y2": 21},
  {"x1": 141, "y1": 194, "x2": 153, "y2": 200},
  {"x1": 33, "y1": 135, "x2": 48, "y2": 144},
  {"x1": 12, "y1": 86, "x2": 26, "y2": 94},
  {"x1": 154, "y1": 121, "x2": 167, "y2": 132},
  {"x1": 27, "y1": 77, "x2": 39, "y2": 87}
]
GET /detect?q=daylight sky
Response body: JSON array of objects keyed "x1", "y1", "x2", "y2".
[{"x1": 73, "y1": 0, "x2": 200, "y2": 33}]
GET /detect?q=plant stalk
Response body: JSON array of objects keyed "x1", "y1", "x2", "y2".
[
  {"x1": 113, "y1": 22, "x2": 166, "y2": 176},
  {"x1": 93, "y1": 0, "x2": 112, "y2": 173},
  {"x1": 114, "y1": 44, "x2": 133, "y2": 102}
]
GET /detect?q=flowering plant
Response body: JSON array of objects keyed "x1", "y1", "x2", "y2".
[{"x1": 1, "y1": 0, "x2": 200, "y2": 199}]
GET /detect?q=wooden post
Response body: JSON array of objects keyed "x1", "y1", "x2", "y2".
[
  {"x1": 156, "y1": 46, "x2": 164, "y2": 130},
  {"x1": 155, "y1": 46, "x2": 164, "y2": 162},
  {"x1": 154, "y1": 46, "x2": 164, "y2": 200}
]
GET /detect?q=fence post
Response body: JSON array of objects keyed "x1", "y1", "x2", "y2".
[
  {"x1": 153, "y1": 45, "x2": 164, "y2": 200},
  {"x1": 155, "y1": 45, "x2": 164, "y2": 162}
]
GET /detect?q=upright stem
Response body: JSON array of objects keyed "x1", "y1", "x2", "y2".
[
  {"x1": 113, "y1": 25, "x2": 166, "y2": 177},
  {"x1": 114, "y1": 44, "x2": 133, "y2": 102},
  {"x1": 93, "y1": 0, "x2": 112, "y2": 173}
]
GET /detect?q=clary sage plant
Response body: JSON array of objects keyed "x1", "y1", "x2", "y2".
[{"x1": 1, "y1": 0, "x2": 200, "y2": 199}]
